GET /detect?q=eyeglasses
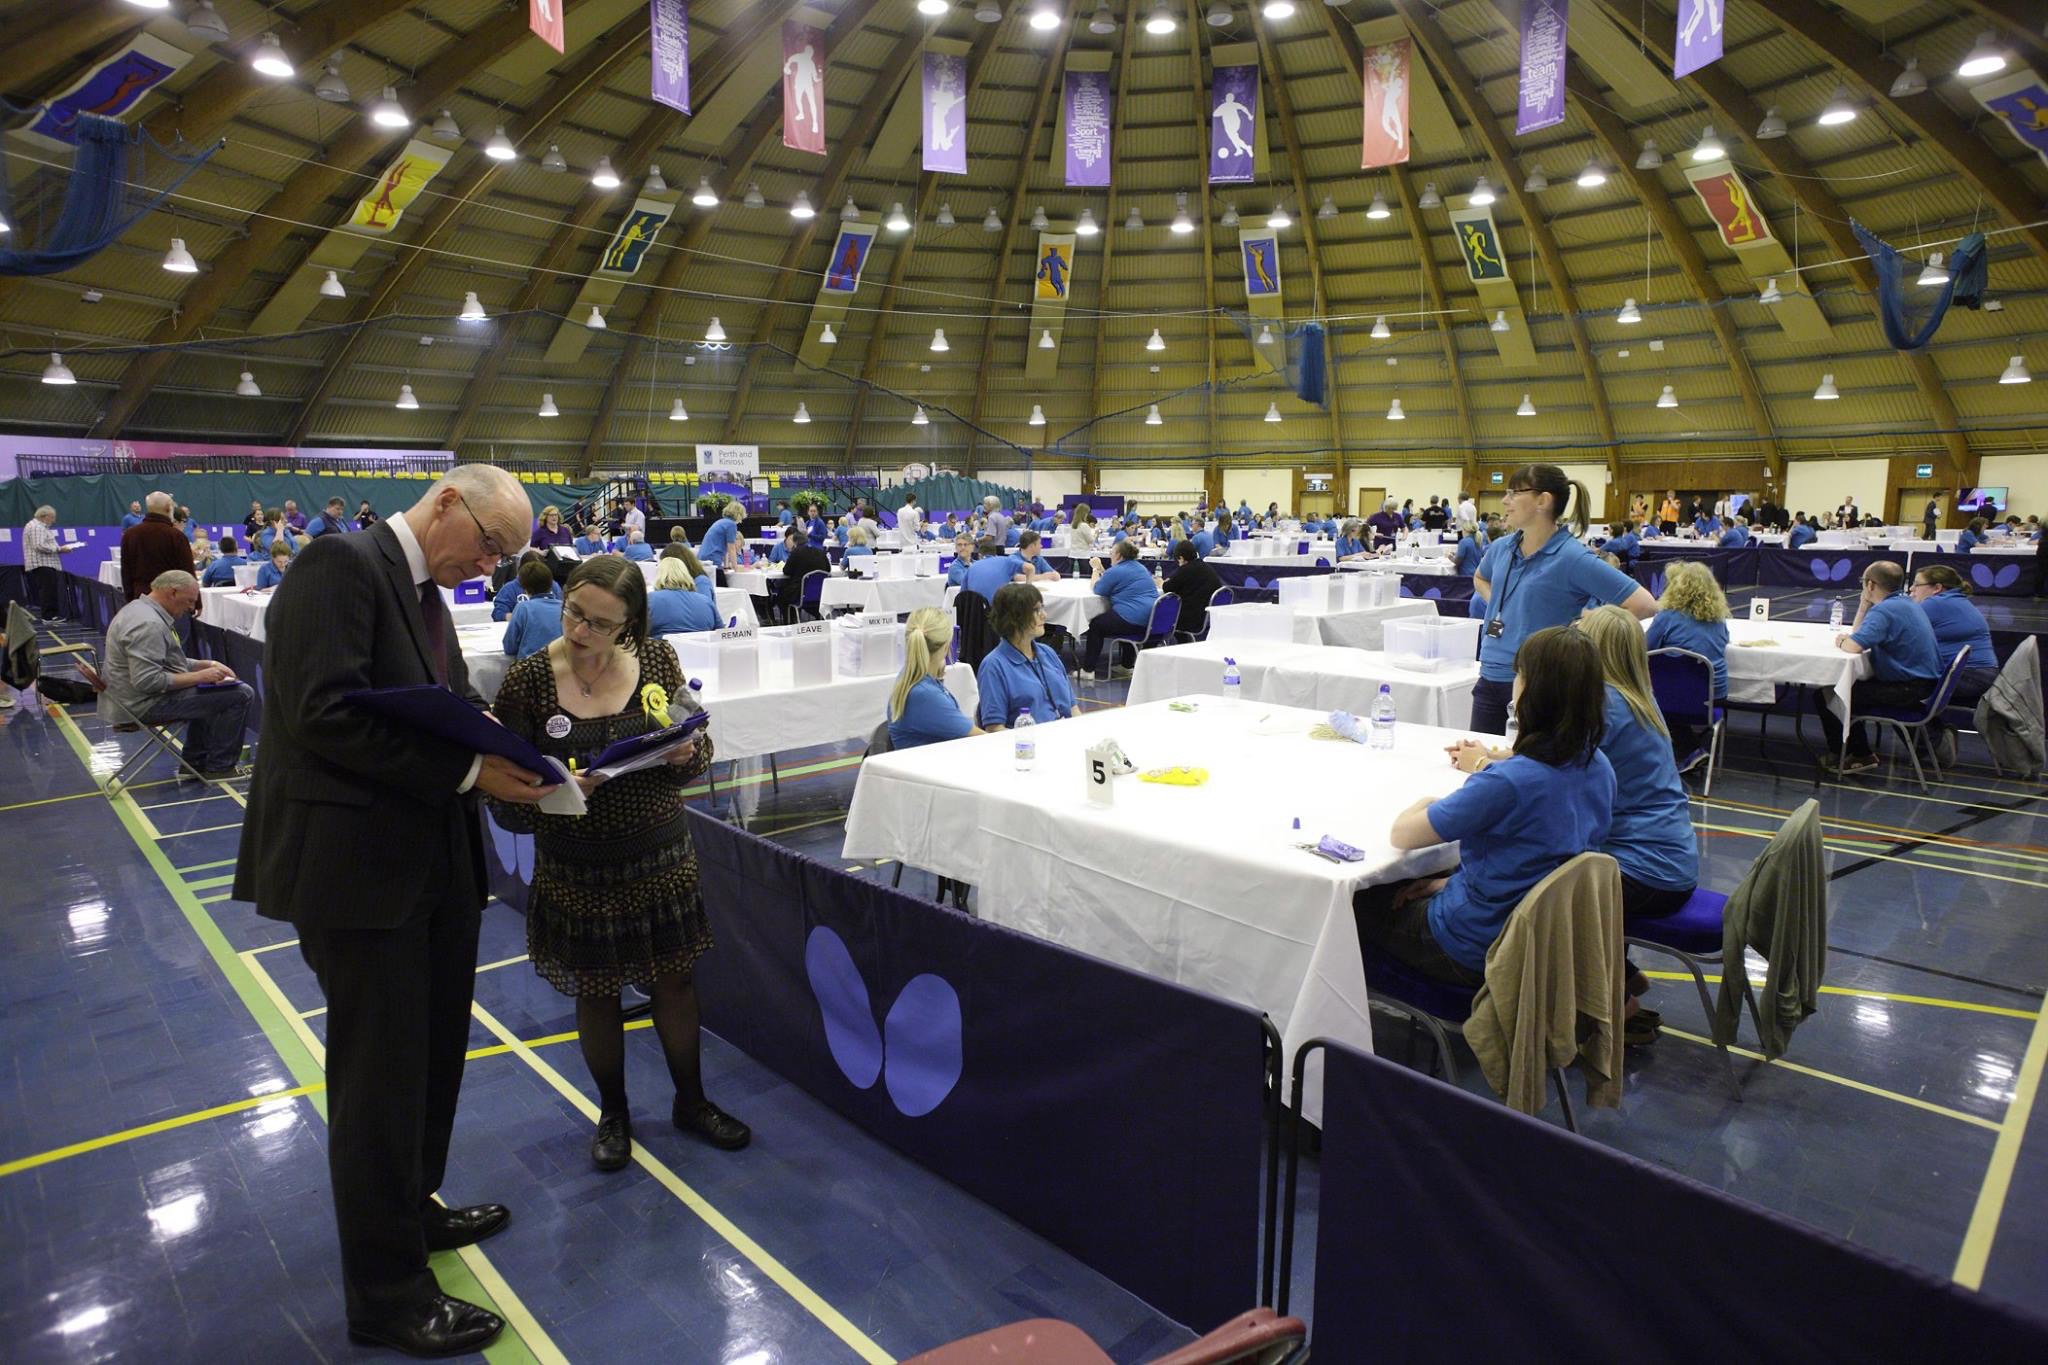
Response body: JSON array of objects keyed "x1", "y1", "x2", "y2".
[
  {"x1": 454, "y1": 490, "x2": 505, "y2": 560},
  {"x1": 562, "y1": 601, "x2": 625, "y2": 637}
]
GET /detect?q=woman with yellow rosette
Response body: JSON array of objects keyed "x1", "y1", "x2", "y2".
[{"x1": 488, "y1": 556, "x2": 749, "y2": 1173}]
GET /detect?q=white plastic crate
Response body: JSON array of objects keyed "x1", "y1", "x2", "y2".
[
  {"x1": 873, "y1": 554, "x2": 914, "y2": 580},
  {"x1": 232, "y1": 563, "x2": 260, "y2": 588},
  {"x1": 1204, "y1": 603, "x2": 1298, "y2": 644},
  {"x1": 758, "y1": 621, "x2": 833, "y2": 688},
  {"x1": 833, "y1": 613, "x2": 904, "y2": 677},
  {"x1": 1276, "y1": 576, "x2": 1336, "y2": 612},
  {"x1": 1382, "y1": 617, "x2": 1483, "y2": 672},
  {"x1": 672, "y1": 626, "x2": 760, "y2": 694}
]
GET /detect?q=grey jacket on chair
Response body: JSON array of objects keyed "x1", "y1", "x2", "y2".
[
  {"x1": 1973, "y1": 635, "x2": 2043, "y2": 779},
  {"x1": 1716, "y1": 799, "x2": 1826, "y2": 1059}
]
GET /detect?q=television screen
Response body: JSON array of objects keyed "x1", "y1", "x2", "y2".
[{"x1": 1957, "y1": 487, "x2": 2007, "y2": 512}]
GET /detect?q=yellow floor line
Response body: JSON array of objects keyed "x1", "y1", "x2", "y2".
[
  {"x1": 468, "y1": 1000, "x2": 894, "y2": 1364},
  {"x1": 1693, "y1": 821, "x2": 2048, "y2": 889},
  {"x1": 245, "y1": 937, "x2": 301, "y2": 955},
  {"x1": 1954, "y1": 979, "x2": 2048, "y2": 1288},
  {"x1": 0, "y1": 788, "x2": 107, "y2": 814},
  {"x1": 152, "y1": 821, "x2": 243, "y2": 840},
  {"x1": 0, "y1": 1083, "x2": 326, "y2": 1179},
  {"x1": 301, "y1": 1007, "x2": 327, "y2": 1019},
  {"x1": 136, "y1": 792, "x2": 240, "y2": 812},
  {"x1": 477, "y1": 954, "x2": 529, "y2": 975},
  {"x1": 174, "y1": 856, "x2": 238, "y2": 874},
  {"x1": 1660, "y1": 1027, "x2": 2000, "y2": 1131},
  {"x1": 1640, "y1": 971, "x2": 2040, "y2": 1021}
]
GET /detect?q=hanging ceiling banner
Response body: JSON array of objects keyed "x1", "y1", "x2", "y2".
[
  {"x1": 1063, "y1": 69, "x2": 1112, "y2": 188},
  {"x1": 529, "y1": 0, "x2": 565, "y2": 53},
  {"x1": 1516, "y1": 0, "x2": 1569, "y2": 135},
  {"x1": 923, "y1": 49, "x2": 968, "y2": 175},
  {"x1": 1972, "y1": 70, "x2": 2048, "y2": 168},
  {"x1": 597, "y1": 196, "x2": 676, "y2": 277},
  {"x1": 1683, "y1": 160, "x2": 1773, "y2": 249},
  {"x1": 782, "y1": 21, "x2": 826, "y2": 155},
  {"x1": 821, "y1": 221, "x2": 879, "y2": 294},
  {"x1": 650, "y1": 0, "x2": 690, "y2": 114},
  {"x1": 1034, "y1": 232, "x2": 1077, "y2": 302},
  {"x1": 1360, "y1": 38, "x2": 1412, "y2": 169},
  {"x1": 1240, "y1": 231, "x2": 1283, "y2": 301},
  {"x1": 1210, "y1": 64, "x2": 1260, "y2": 184},
  {"x1": 1672, "y1": 0, "x2": 1722, "y2": 80},
  {"x1": 1447, "y1": 205, "x2": 1510, "y2": 284},
  {"x1": 23, "y1": 33, "x2": 191, "y2": 150},
  {"x1": 348, "y1": 139, "x2": 456, "y2": 234}
]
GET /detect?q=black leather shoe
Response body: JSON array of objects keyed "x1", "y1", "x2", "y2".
[
  {"x1": 674, "y1": 1098, "x2": 751, "y2": 1150},
  {"x1": 347, "y1": 1294, "x2": 504, "y2": 1358},
  {"x1": 421, "y1": 1202, "x2": 510, "y2": 1252},
  {"x1": 592, "y1": 1111, "x2": 632, "y2": 1172}
]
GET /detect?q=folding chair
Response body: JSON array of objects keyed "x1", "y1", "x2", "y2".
[
  {"x1": 98, "y1": 686, "x2": 215, "y2": 795},
  {"x1": 795, "y1": 568, "x2": 827, "y2": 623},
  {"x1": 1857, "y1": 644, "x2": 1974, "y2": 791},
  {"x1": 1108, "y1": 593, "x2": 1181, "y2": 671},
  {"x1": 1648, "y1": 646, "x2": 1725, "y2": 795},
  {"x1": 3, "y1": 599, "x2": 100, "y2": 699}
]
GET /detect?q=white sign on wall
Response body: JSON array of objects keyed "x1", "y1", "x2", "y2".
[{"x1": 695, "y1": 444, "x2": 760, "y2": 482}]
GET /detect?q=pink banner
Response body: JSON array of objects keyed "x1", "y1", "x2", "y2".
[
  {"x1": 1360, "y1": 38, "x2": 1412, "y2": 169},
  {"x1": 529, "y1": 0, "x2": 564, "y2": 53},
  {"x1": 782, "y1": 22, "x2": 826, "y2": 155}
]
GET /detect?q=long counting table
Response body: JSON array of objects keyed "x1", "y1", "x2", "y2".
[
  {"x1": 843, "y1": 697, "x2": 1474, "y2": 1120},
  {"x1": 1129, "y1": 640, "x2": 1479, "y2": 729}
]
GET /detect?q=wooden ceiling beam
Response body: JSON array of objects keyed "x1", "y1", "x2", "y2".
[
  {"x1": 88, "y1": 0, "x2": 618, "y2": 439},
  {"x1": 961, "y1": 3, "x2": 1077, "y2": 475},
  {"x1": 1387, "y1": 0, "x2": 1619, "y2": 453},
  {"x1": 1081, "y1": 0, "x2": 1142, "y2": 478},
  {"x1": 714, "y1": 22, "x2": 927, "y2": 444},
  {"x1": 1594, "y1": 0, "x2": 1976, "y2": 485},
  {"x1": 0, "y1": 3, "x2": 141, "y2": 99}
]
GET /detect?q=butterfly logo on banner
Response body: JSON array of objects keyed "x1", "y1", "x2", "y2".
[
  {"x1": 1809, "y1": 558, "x2": 1855, "y2": 583},
  {"x1": 805, "y1": 926, "x2": 963, "y2": 1117},
  {"x1": 1971, "y1": 563, "x2": 2022, "y2": 591}
]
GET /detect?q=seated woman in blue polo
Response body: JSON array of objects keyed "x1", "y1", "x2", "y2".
[
  {"x1": 976, "y1": 582, "x2": 1074, "y2": 730},
  {"x1": 886, "y1": 608, "x2": 980, "y2": 748}
]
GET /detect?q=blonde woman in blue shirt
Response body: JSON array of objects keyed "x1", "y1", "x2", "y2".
[
  {"x1": 886, "y1": 608, "x2": 981, "y2": 748},
  {"x1": 1645, "y1": 560, "x2": 1731, "y2": 758}
]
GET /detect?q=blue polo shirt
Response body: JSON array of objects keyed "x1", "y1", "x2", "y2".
[
  {"x1": 700, "y1": 518, "x2": 742, "y2": 565},
  {"x1": 961, "y1": 554, "x2": 1020, "y2": 603},
  {"x1": 1955, "y1": 529, "x2": 1983, "y2": 553},
  {"x1": 1454, "y1": 535, "x2": 1483, "y2": 575},
  {"x1": 1094, "y1": 557, "x2": 1159, "y2": 626},
  {"x1": 1335, "y1": 535, "x2": 1367, "y2": 559},
  {"x1": 1719, "y1": 525, "x2": 1750, "y2": 548},
  {"x1": 889, "y1": 675, "x2": 973, "y2": 749},
  {"x1": 256, "y1": 560, "x2": 288, "y2": 589},
  {"x1": 1192, "y1": 530, "x2": 1216, "y2": 556},
  {"x1": 1645, "y1": 610, "x2": 1730, "y2": 697},
  {"x1": 1475, "y1": 530, "x2": 1639, "y2": 682},
  {"x1": 976, "y1": 639, "x2": 1074, "y2": 728},
  {"x1": 1605, "y1": 530, "x2": 1640, "y2": 564},
  {"x1": 770, "y1": 538, "x2": 791, "y2": 564},
  {"x1": 200, "y1": 554, "x2": 247, "y2": 587},
  {"x1": 503, "y1": 597, "x2": 563, "y2": 657},
  {"x1": 778, "y1": 507, "x2": 794, "y2": 525},
  {"x1": 648, "y1": 586, "x2": 718, "y2": 636},
  {"x1": 1009, "y1": 552, "x2": 1053, "y2": 577},
  {"x1": 491, "y1": 578, "x2": 526, "y2": 621},
  {"x1": 806, "y1": 516, "x2": 828, "y2": 548},
  {"x1": 621, "y1": 542, "x2": 654, "y2": 561},
  {"x1": 120, "y1": 512, "x2": 144, "y2": 530},
  {"x1": 1852, "y1": 594, "x2": 1941, "y2": 682},
  {"x1": 1423, "y1": 750, "x2": 1616, "y2": 972},
  {"x1": 1915, "y1": 589, "x2": 1994, "y2": 677},
  {"x1": 1694, "y1": 516, "x2": 1720, "y2": 536},
  {"x1": 1787, "y1": 522, "x2": 1816, "y2": 550},
  {"x1": 573, "y1": 535, "x2": 609, "y2": 556},
  {"x1": 1597, "y1": 687, "x2": 1698, "y2": 894}
]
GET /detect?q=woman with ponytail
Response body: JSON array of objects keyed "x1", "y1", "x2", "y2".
[
  {"x1": 1469, "y1": 463, "x2": 1656, "y2": 734},
  {"x1": 886, "y1": 607, "x2": 981, "y2": 748}
]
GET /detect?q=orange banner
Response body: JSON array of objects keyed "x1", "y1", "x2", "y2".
[{"x1": 1685, "y1": 164, "x2": 1772, "y2": 249}]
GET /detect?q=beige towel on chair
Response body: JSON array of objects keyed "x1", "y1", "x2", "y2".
[{"x1": 1464, "y1": 853, "x2": 1626, "y2": 1115}]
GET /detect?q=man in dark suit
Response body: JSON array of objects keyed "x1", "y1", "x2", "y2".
[
  {"x1": 120, "y1": 490, "x2": 194, "y2": 602},
  {"x1": 233, "y1": 466, "x2": 556, "y2": 1357}
]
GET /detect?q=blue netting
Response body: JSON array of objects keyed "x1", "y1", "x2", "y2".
[
  {"x1": 1221, "y1": 310, "x2": 1330, "y2": 409},
  {"x1": 0, "y1": 112, "x2": 218, "y2": 277},
  {"x1": 1850, "y1": 220, "x2": 1986, "y2": 351}
]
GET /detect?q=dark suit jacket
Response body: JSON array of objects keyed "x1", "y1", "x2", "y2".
[
  {"x1": 233, "y1": 521, "x2": 487, "y2": 930},
  {"x1": 120, "y1": 514, "x2": 194, "y2": 601},
  {"x1": 776, "y1": 546, "x2": 832, "y2": 609}
]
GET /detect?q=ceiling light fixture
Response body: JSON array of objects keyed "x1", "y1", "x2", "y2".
[
  {"x1": 1999, "y1": 354, "x2": 2031, "y2": 384},
  {"x1": 236, "y1": 370, "x2": 261, "y2": 397},
  {"x1": 1635, "y1": 139, "x2": 1662, "y2": 170},
  {"x1": 791, "y1": 191, "x2": 815, "y2": 219},
  {"x1": 431, "y1": 109, "x2": 461, "y2": 139},
  {"x1": 1656, "y1": 384, "x2": 1677, "y2": 408},
  {"x1": 1691, "y1": 124, "x2": 1725, "y2": 161},
  {"x1": 1076, "y1": 207, "x2": 1099, "y2": 235},
  {"x1": 161, "y1": 238, "x2": 197, "y2": 273},
  {"x1": 1256, "y1": 324, "x2": 1276, "y2": 346},
  {"x1": 1145, "y1": 4, "x2": 1179, "y2": 35},
  {"x1": 1267, "y1": 202, "x2": 1291, "y2": 228},
  {"x1": 41, "y1": 353, "x2": 76, "y2": 385},
  {"x1": 887, "y1": 201, "x2": 911, "y2": 232},
  {"x1": 459, "y1": 291, "x2": 487, "y2": 321},
  {"x1": 1206, "y1": 0, "x2": 1233, "y2": 24},
  {"x1": 1889, "y1": 56, "x2": 1926, "y2": 98},
  {"x1": 251, "y1": 33, "x2": 294, "y2": 79},
  {"x1": 930, "y1": 328, "x2": 949, "y2": 351},
  {"x1": 912, "y1": 405, "x2": 930, "y2": 424},
  {"x1": 1126, "y1": 205, "x2": 1144, "y2": 231},
  {"x1": 1756, "y1": 106, "x2": 1786, "y2": 139},
  {"x1": 1812, "y1": 373, "x2": 1839, "y2": 400},
  {"x1": 1370, "y1": 315, "x2": 1390, "y2": 339},
  {"x1": 1144, "y1": 328, "x2": 1167, "y2": 353},
  {"x1": 1030, "y1": 204, "x2": 1049, "y2": 230},
  {"x1": 369, "y1": 86, "x2": 410, "y2": 129},
  {"x1": 186, "y1": 1, "x2": 229, "y2": 41},
  {"x1": 1385, "y1": 398, "x2": 1405, "y2": 420},
  {"x1": 919, "y1": 0, "x2": 950, "y2": 15},
  {"x1": 984, "y1": 205, "x2": 1003, "y2": 230},
  {"x1": 1512, "y1": 393, "x2": 1535, "y2": 417},
  {"x1": 538, "y1": 393, "x2": 560, "y2": 417},
  {"x1": 936, "y1": 202, "x2": 955, "y2": 226},
  {"x1": 1416, "y1": 182, "x2": 1442, "y2": 208},
  {"x1": 1916, "y1": 252, "x2": 1949, "y2": 287},
  {"x1": 1171, "y1": 191, "x2": 1194, "y2": 234},
  {"x1": 1816, "y1": 85, "x2": 1857, "y2": 127},
  {"x1": 1758, "y1": 277, "x2": 1782, "y2": 304},
  {"x1": 693, "y1": 176, "x2": 719, "y2": 207},
  {"x1": 670, "y1": 398, "x2": 689, "y2": 421},
  {"x1": 1957, "y1": 31, "x2": 2007, "y2": 79},
  {"x1": 1264, "y1": 402, "x2": 1282, "y2": 423},
  {"x1": 314, "y1": 56, "x2": 350, "y2": 102},
  {"x1": 394, "y1": 382, "x2": 418, "y2": 408},
  {"x1": 792, "y1": 402, "x2": 812, "y2": 423},
  {"x1": 975, "y1": 0, "x2": 1003, "y2": 20},
  {"x1": 841, "y1": 196, "x2": 861, "y2": 222},
  {"x1": 1366, "y1": 192, "x2": 1391, "y2": 219},
  {"x1": 320, "y1": 270, "x2": 346, "y2": 298},
  {"x1": 586, "y1": 306, "x2": 606, "y2": 330},
  {"x1": 819, "y1": 323, "x2": 837, "y2": 344},
  {"x1": 641, "y1": 165, "x2": 668, "y2": 194},
  {"x1": 1029, "y1": 1, "x2": 1062, "y2": 31},
  {"x1": 1491, "y1": 310, "x2": 1510, "y2": 333},
  {"x1": 1028, "y1": 404, "x2": 1046, "y2": 425},
  {"x1": 705, "y1": 316, "x2": 726, "y2": 342},
  {"x1": 541, "y1": 144, "x2": 568, "y2": 172},
  {"x1": 590, "y1": 156, "x2": 621, "y2": 189},
  {"x1": 743, "y1": 182, "x2": 766, "y2": 208},
  {"x1": 1039, "y1": 328, "x2": 1056, "y2": 348},
  {"x1": 1617, "y1": 297, "x2": 1642, "y2": 324},
  {"x1": 1575, "y1": 157, "x2": 1607, "y2": 188},
  {"x1": 1220, "y1": 200, "x2": 1239, "y2": 227},
  {"x1": 1145, "y1": 404, "x2": 1163, "y2": 424},
  {"x1": 1090, "y1": 5, "x2": 1120, "y2": 35},
  {"x1": 1263, "y1": 0, "x2": 1296, "y2": 16},
  {"x1": 485, "y1": 126, "x2": 517, "y2": 161},
  {"x1": 1523, "y1": 167, "x2": 1548, "y2": 193},
  {"x1": 1468, "y1": 175, "x2": 1496, "y2": 206}
]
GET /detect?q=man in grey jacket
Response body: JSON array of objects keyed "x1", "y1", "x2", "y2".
[{"x1": 102, "y1": 570, "x2": 252, "y2": 777}]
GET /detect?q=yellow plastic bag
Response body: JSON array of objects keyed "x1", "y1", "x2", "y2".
[{"x1": 1138, "y1": 766, "x2": 1209, "y2": 786}]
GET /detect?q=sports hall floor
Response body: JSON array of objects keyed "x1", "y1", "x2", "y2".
[{"x1": 3, "y1": 585, "x2": 2046, "y2": 1362}]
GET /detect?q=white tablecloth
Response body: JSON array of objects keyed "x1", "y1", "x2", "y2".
[
  {"x1": 199, "y1": 580, "x2": 493, "y2": 644},
  {"x1": 1719, "y1": 618, "x2": 1868, "y2": 716},
  {"x1": 1338, "y1": 557, "x2": 1459, "y2": 577},
  {"x1": 1037, "y1": 578, "x2": 1111, "y2": 634},
  {"x1": 820, "y1": 575, "x2": 951, "y2": 615},
  {"x1": 842, "y1": 698, "x2": 1471, "y2": 1121},
  {"x1": 1129, "y1": 641, "x2": 1477, "y2": 728},
  {"x1": 97, "y1": 561, "x2": 122, "y2": 589}
]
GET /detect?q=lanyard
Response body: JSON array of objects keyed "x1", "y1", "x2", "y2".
[{"x1": 1488, "y1": 533, "x2": 1531, "y2": 629}]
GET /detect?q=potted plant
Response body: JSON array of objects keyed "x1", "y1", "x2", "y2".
[{"x1": 695, "y1": 492, "x2": 728, "y2": 517}]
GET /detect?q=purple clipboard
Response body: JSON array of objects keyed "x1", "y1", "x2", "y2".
[
  {"x1": 345, "y1": 684, "x2": 552, "y2": 771},
  {"x1": 587, "y1": 709, "x2": 710, "y2": 770}
]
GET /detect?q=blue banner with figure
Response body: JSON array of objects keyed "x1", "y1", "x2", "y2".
[
  {"x1": 1307, "y1": 1041, "x2": 2048, "y2": 1355},
  {"x1": 686, "y1": 810, "x2": 1266, "y2": 1331}
]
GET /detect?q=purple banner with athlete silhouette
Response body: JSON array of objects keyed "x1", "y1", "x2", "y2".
[
  {"x1": 685, "y1": 810, "x2": 1265, "y2": 1332},
  {"x1": 1210, "y1": 63, "x2": 1259, "y2": 184},
  {"x1": 1062, "y1": 68, "x2": 1111, "y2": 187},
  {"x1": 650, "y1": 0, "x2": 690, "y2": 114},
  {"x1": 922, "y1": 50, "x2": 968, "y2": 175},
  {"x1": 1673, "y1": 0, "x2": 1723, "y2": 79},
  {"x1": 1516, "y1": 0, "x2": 1568, "y2": 135}
]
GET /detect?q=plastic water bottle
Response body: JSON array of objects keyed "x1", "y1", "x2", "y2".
[
  {"x1": 1222, "y1": 656, "x2": 1242, "y2": 707},
  {"x1": 1829, "y1": 598, "x2": 1845, "y2": 629},
  {"x1": 1012, "y1": 705, "x2": 1037, "y2": 772},
  {"x1": 1370, "y1": 684, "x2": 1397, "y2": 750}
]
